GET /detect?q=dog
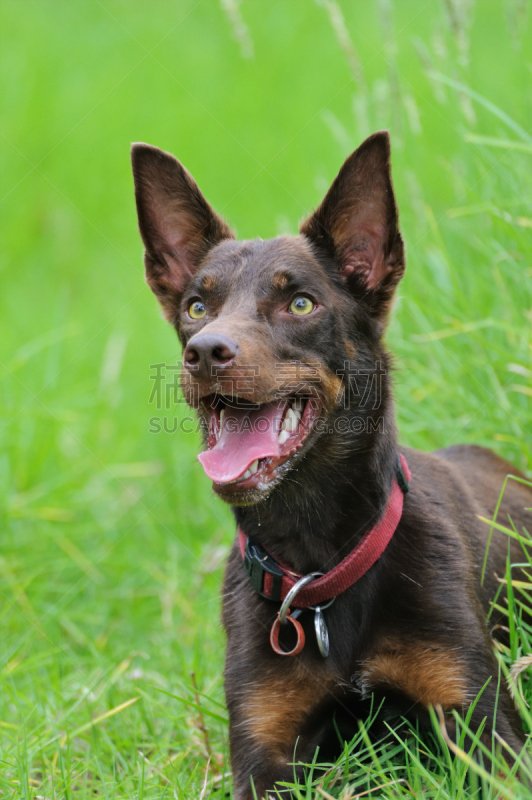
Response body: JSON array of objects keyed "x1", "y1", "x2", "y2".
[{"x1": 131, "y1": 131, "x2": 531, "y2": 799}]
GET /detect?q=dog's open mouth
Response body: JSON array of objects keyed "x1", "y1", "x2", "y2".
[{"x1": 197, "y1": 395, "x2": 321, "y2": 498}]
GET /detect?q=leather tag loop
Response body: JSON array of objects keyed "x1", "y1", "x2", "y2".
[{"x1": 270, "y1": 612, "x2": 305, "y2": 656}]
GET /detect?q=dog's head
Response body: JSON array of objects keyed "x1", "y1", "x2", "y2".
[{"x1": 132, "y1": 132, "x2": 405, "y2": 506}]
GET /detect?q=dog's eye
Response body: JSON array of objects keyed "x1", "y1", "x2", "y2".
[
  {"x1": 289, "y1": 296, "x2": 315, "y2": 316},
  {"x1": 188, "y1": 300, "x2": 206, "y2": 320}
]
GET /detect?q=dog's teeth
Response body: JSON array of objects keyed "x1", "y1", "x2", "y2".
[
  {"x1": 278, "y1": 429, "x2": 290, "y2": 445},
  {"x1": 242, "y1": 469, "x2": 252, "y2": 479},
  {"x1": 289, "y1": 408, "x2": 300, "y2": 431},
  {"x1": 249, "y1": 460, "x2": 259, "y2": 474},
  {"x1": 284, "y1": 407, "x2": 299, "y2": 432},
  {"x1": 293, "y1": 398, "x2": 303, "y2": 415},
  {"x1": 220, "y1": 408, "x2": 225, "y2": 426}
]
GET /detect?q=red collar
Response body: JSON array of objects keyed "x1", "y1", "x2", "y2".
[{"x1": 238, "y1": 454, "x2": 411, "y2": 608}]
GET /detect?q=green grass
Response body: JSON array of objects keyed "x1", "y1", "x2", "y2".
[{"x1": 0, "y1": 0, "x2": 531, "y2": 796}]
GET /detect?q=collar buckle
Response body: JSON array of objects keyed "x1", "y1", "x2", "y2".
[{"x1": 243, "y1": 538, "x2": 284, "y2": 601}]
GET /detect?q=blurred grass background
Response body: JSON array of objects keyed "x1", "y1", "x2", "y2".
[{"x1": 0, "y1": 0, "x2": 531, "y2": 797}]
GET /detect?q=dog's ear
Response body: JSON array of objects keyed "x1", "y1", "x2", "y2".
[
  {"x1": 131, "y1": 143, "x2": 234, "y2": 320},
  {"x1": 300, "y1": 131, "x2": 404, "y2": 320}
]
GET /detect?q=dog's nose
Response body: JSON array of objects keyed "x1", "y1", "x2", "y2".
[{"x1": 184, "y1": 333, "x2": 239, "y2": 377}]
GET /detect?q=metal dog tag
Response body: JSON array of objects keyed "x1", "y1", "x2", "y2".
[{"x1": 314, "y1": 606, "x2": 329, "y2": 658}]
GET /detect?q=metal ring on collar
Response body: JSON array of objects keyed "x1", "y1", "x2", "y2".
[
  {"x1": 310, "y1": 595, "x2": 336, "y2": 612},
  {"x1": 278, "y1": 572, "x2": 323, "y2": 624}
]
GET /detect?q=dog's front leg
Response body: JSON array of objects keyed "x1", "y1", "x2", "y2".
[
  {"x1": 225, "y1": 655, "x2": 336, "y2": 800},
  {"x1": 228, "y1": 720, "x2": 298, "y2": 800}
]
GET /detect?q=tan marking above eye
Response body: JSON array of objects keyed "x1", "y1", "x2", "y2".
[
  {"x1": 201, "y1": 274, "x2": 217, "y2": 292},
  {"x1": 272, "y1": 273, "x2": 289, "y2": 290}
]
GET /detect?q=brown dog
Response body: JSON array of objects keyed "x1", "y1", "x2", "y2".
[{"x1": 131, "y1": 132, "x2": 531, "y2": 799}]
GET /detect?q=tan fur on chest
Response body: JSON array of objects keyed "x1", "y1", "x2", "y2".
[
  {"x1": 359, "y1": 641, "x2": 468, "y2": 710},
  {"x1": 243, "y1": 665, "x2": 336, "y2": 757}
]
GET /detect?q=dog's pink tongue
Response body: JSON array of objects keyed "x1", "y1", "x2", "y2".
[{"x1": 198, "y1": 401, "x2": 285, "y2": 483}]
